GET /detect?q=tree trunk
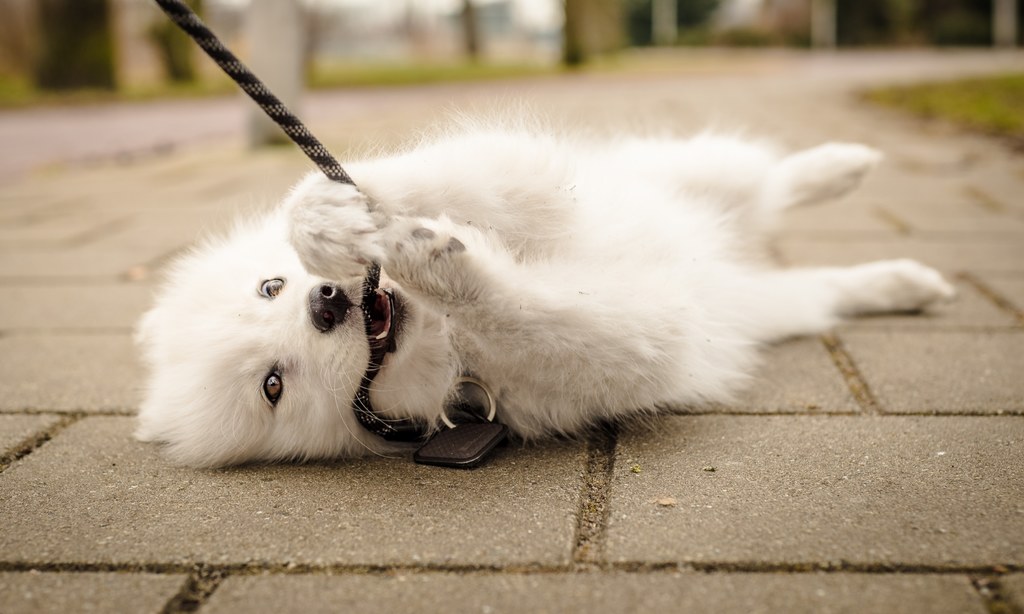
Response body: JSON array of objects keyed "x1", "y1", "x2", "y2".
[
  {"x1": 148, "y1": 0, "x2": 203, "y2": 82},
  {"x1": 563, "y1": 0, "x2": 586, "y2": 66},
  {"x1": 34, "y1": 0, "x2": 116, "y2": 90},
  {"x1": 461, "y1": 0, "x2": 482, "y2": 61}
]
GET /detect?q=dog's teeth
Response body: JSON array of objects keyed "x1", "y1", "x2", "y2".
[{"x1": 375, "y1": 330, "x2": 388, "y2": 340}]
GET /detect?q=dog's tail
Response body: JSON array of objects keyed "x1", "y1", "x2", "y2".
[{"x1": 761, "y1": 143, "x2": 882, "y2": 212}]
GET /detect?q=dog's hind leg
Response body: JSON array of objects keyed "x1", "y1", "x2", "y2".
[
  {"x1": 761, "y1": 143, "x2": 882, "y2": 212},
  {"x1": 738, "y1": 260, "x2": 955, "y2": 342}
]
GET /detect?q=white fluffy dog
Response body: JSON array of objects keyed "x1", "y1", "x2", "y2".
[{"x1": 136, "y1": 124, "x2": 954, "y2": 468}]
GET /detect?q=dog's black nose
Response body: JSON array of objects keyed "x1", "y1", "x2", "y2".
[{"x1": 308, "y1": 284, "x2": 352, "y2": 333}]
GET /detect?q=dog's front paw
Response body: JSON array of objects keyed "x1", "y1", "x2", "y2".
[
  {"x1": 383, "y1": 217, "x2": 477, "y2": 302},
  {"x1": 285, "y1": 174, "x2": 387, "y2": 281}
]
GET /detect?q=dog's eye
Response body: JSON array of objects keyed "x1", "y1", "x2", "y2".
[
  {"x1": 262, "y1": 372, "x2": 283, "y2": 406},
  {"x1": 260, "y1": 279, "x2": 285, "y2": 299}
]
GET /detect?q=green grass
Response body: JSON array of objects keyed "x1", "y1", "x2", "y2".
[
  {"x1": 0, "y1": 61, "x2": 556, "y2": 109},
  {"x1": 0, "y1": 52, "x2": 777, "y2": 109},
  {"x1": 0, "y1": 73, "x2": 235, "y2": 108},
  {"x1": 864, "y1": 73, "x2": 1024, "y2": 146},
  {"x1": 308, "y1": 61, "x2": 557, "y2": 90}
]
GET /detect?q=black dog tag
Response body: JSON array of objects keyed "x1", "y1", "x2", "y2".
[{"x1": 414, "y1": 422, "x2": 508, "y2": 468}]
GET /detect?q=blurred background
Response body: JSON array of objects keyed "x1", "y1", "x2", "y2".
[
  {"x1": 0, "y1": 0, "x2": 1020, "y2": 102},
  {"x1": 0, "y1": 0, "x2": 1019, "y2": 177}
]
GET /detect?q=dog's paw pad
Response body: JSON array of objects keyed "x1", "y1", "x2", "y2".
[
  {"x1": 411, "y1": 227, "x2": 436, "y2": 240},
  {"x1": 445, "y1": 237, "x2": 466, "y2": 254}
]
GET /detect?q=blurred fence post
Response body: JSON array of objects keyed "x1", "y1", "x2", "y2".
[
  {"x1": 246, "y1": 0, "x2": 304, "y2": 147},
  {"x1": 652, "y1": 0, "x2": 677, "y2": 46},
  {"x1": 811, "y1": 0, "x2": 836, "y2": 48},
  {"x1": 993, "y1": 0, "x2": 1018, "y2": 47}
]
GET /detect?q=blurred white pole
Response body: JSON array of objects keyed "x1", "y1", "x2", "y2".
[
  {"x1": 811, "y1": 0, "x2": 837, "y2": 48},
  {"x1": 247, "y1": 0, "x2": 305, "y2": 147},
  {"x1": 993, "y1": 0, "x2": 1018, "y2": 48},
  {"x1": 652, "y1": 0, "x2": 677, "y2": 46}
]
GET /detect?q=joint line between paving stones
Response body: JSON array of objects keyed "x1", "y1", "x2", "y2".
[
  {"x1": 2, "y1": 198, "x2": 84, "y2": 227},
  {"x1": 847, "y1": 325, "x2": 1024, "y2": 334},
  {"x1": 0, "y1": 275, "x2": 128, "y2": 287},
  {"x1": 820, "y1": 333, "x2": 881, "y2": 414},
  {"x1": 964, "y1": 185, "x2": 1008, "y2": 213},
  {"x1": 1, "y1": 560, "x2": 1020, "y2": 578},
  {"x1": 958, "y1": 272, "x2": 1024, "y2": 327},
  {"x1": 572, "y1": 425, "x2": 617, "y2": 567},
  {"x1": 613, "y1": 561, "x2": 1024, "y2": 576},
  {"x1": 0, "y1": 414, "x2": 82, "y2": 473},
  {"x1": 872, "y1": 207, "x2": 912, "y2": 235},
  {"x1": 160, "y1": 566, "x2": 226, "y2": 614},
  {"x1": 64, "y1": 216, "x2": 135, "y2": 248},
  {"x1": 972, "y1": 576, "x2": 1024, "y2": 614},
  {"x1": 2, "y1": 408, "x2": 134, "y2": 417},
  {"x1": 0, "y1": 327, "x2": 135, "y2": 337}
]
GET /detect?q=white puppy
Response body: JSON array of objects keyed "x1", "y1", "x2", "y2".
[{"x1": 136, "y1": 125, "x2": 954, "y2": 468}]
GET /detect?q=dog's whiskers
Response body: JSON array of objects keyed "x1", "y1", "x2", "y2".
[{"x1": 317, "y1": 351, "x2": 398, "y2": 460}]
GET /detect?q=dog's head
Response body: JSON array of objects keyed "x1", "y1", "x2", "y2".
[{"x1": 135, "y1": 212, "x2": 448, "y2": 468}]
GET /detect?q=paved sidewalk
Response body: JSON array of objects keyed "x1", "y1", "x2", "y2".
[{"x1": 1, "y1": 51, "x2": 1022, "y2": 613}]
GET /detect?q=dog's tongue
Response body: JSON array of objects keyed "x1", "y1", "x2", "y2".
[{"x1": 363, "y1": 288, "x2": 395, "y2": 364}]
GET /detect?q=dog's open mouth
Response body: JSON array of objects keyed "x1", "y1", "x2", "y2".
[{"x1": 364, "y1": 288, "x2": 398, "y2": 365}]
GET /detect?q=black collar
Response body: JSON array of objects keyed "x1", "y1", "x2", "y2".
[
  {"x1": 351, "y1": 355, "x2": 427, "y2": 442},
  {"x1": 354, "y1": 270, "x2": 427, "y2": 441}
]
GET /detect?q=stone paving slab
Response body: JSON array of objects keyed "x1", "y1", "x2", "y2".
[
  {"x1": 778, "y1": 237, "x2": 1024, "y2": 274},
  {"x1": 0, "y1": 283, "x2": 151, "y2": 331},
  {"x1": 1002, "y1": 574, "x2": 1024, "y2": 611},
  {"x1": 881, "y1": 202, "x2": 1024, "y2": 235},
  {"x1": 841, "y1": 331, "x2": 1024, "y2": 413},
  {"x1": 0, "y1": 335, "x2": 139, "y2": 412},
  {"x1": 855, "y1": 173, "x2": 983, "y2": 208},
  {"x1": 780, "y1": 203, "x2": 897, "y2": 235},
  {"x1": 607, "y1": 415, "x2": 1024, "y2": 566},
  {"x1": 101, "y1": 209, "x2": 240, "y2": 253},
  {"x1": 978, "y1": 274, "x2": 1024, "y2": 314},
  {"x1": 0, "y1": 207, "x2": 128, "y2": 248},
  {"x1": 713, "y1": 338, "x2": 857, "y2": 414},
  {"x1": 0, "y1": 193, "x2": 87, "y2": 220},
  {"x1": 0, "y1": 571, "x2": 186, "y2": 614},
  {"x1": 961, "y1": 165, "x2": 1024, "y2": 213},
  {"x1": 0, "y1": 245, "x2": 176, "y2": 280},
  {"x1": 0, "y1": 416, "x2": 584, "y2": 567},
  {"x1": 204, "y1": 572, "x2": 985, "y2": 614},
  {"x1": 0, "y1": 414, "x2": 62, "y2": 458}
]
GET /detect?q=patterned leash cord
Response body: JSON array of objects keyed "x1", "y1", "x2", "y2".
[
  {"x1": 153, "y1": 0, "x2": 352, "y2": 184},
  {"x1": 152, "y1": 0, "x2": 382, "y2": 288}
]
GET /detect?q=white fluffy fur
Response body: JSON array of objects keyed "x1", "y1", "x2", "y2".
[{"x1": 136, "y1": 124, "x2": 954, "y2": 468}]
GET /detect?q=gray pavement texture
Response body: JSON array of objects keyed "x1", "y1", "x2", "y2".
[{"x1": 0, "y1": 50, "x2": 1022, "y2": 613}]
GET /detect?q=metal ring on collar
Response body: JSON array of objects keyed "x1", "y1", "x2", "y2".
[{"x1": 440, "y1": 375, "x2": 497, "y2": 429}]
